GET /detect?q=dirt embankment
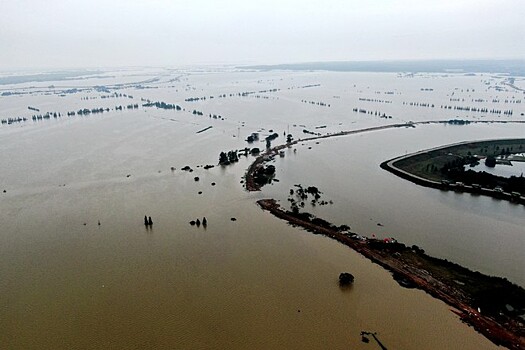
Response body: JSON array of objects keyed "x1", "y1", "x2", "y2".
[
  {"x1": 245, "y1": 122, "x2": 525, "y2": 348},
  {"x1": 257, "y1": 199, "x2": 525, "y2": 349}
]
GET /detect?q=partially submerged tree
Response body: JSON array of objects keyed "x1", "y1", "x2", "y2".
[
  {"x1": 219, "y1": 152, "x2": 230, "y2": 165},
  {"x1": 485, "y1": 156, "x2": 496, "y2": 167},
  {"x1": 339, "y1": 272, "x2": 354, "y2": 286}
]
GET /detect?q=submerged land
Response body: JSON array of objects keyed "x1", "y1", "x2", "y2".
[
  {"x1": 2, "y1": 67, "x2": 525, "y2": 349},
  {"x1": 246, "y1": 134, "x2": 525, "y2": 349}
]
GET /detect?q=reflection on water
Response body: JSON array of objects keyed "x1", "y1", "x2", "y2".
[
  {"x1": 467, "y1": 160, "x2": 525, "y2": 178},
  {"x1": 1, "y1": 69, "x2": 519, "y2": 349}
]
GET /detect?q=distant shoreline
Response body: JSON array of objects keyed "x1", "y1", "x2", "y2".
[{"x1": 241, "y1": 59, "x2": 525, "y2": 76}]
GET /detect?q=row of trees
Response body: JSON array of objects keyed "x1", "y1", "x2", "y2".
[
  {"x1": 438, "y1": 154, "x2": 524, "y2": 194},
  {"x1": 183, "y1": 88, "x2": 281, "y2": 102},
  {"x1": 143, "y1": 101, "x2": 181, "y2": 110},
  {"x1": 441, "y1": 104, "x2": 513, "y2": 115}
]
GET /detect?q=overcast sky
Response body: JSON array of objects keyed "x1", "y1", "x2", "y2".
[{"x1": 1, "y1": 0, "x2": 524, "y2": 69}]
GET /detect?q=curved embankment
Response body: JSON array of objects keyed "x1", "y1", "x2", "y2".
[
  {"x1": 245, "y1": 121, "x2": 525, "y2": 349},
  {"x1": 380, "y1": 142, "x2": 525, "y2": 205}
]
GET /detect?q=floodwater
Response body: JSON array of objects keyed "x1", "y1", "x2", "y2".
[
  {"x1": 467, "y1": 159, "x2": 525, "y2": 178},
  {"x1": 264, "y1": 123, "x2": 525, "y2": 286},
  {"x1": 1, "y1": 68, "x2": 523, "y2": 349}
]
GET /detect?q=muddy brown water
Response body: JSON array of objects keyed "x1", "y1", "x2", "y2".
[{"x1": 2, "y1": 69, "x2": 521, "y2": 349}]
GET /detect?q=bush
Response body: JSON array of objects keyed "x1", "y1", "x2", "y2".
[{"x1": 485, "y1": 156, "x2": 496, "y2": 168}]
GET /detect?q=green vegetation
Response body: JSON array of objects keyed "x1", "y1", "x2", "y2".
[
  {"x1": 393, "y1": 139, "x2": 525, "y2": 194},
  {"x1": 252, "y1": 164, "x2": 276, "y2": 185},
  {"x1": 485, "y1": 155, "x2": 496, "y2": 167}
]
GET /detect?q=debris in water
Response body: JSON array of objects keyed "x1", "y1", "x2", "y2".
[{"x1": 196, "y1": 126, "x2": 213, "y2": 134}]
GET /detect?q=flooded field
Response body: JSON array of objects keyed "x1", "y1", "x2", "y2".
[
  {"x1": 1, "y1": 68, "x2": 523, "y2": 349},
  {"x1": 264, "y1": 123, "x2": 525, "y2": 286},
  {"x1": 467, "y1": 159, "x2": 525, "y2": 178}
]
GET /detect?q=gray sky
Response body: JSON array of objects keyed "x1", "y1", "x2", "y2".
[{"x1": 1, "y1": 0, "x2": 524, "y2": 69}]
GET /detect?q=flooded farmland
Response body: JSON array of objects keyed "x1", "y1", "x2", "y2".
[{"x1": 1, "y1": 68, "x2": 523, "y2": 349}]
